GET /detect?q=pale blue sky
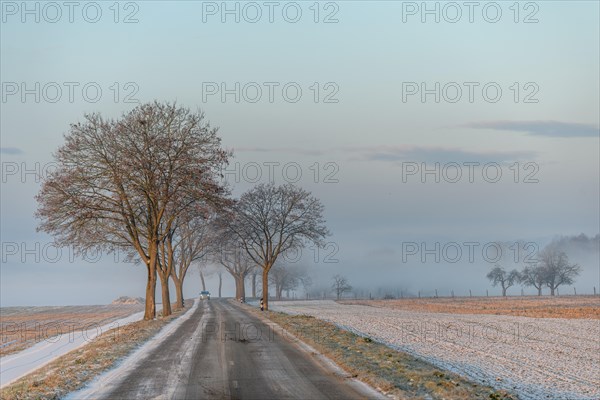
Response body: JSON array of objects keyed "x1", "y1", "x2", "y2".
[{"x1": 1, "y1": 1, "x2": 599, "y2": 305}]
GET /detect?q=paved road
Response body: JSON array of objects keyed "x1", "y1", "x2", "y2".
[{"x1": 79, "y1": 299, "x2": 379, "y2": 400}]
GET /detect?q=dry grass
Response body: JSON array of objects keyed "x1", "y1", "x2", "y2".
[
  {"x1": 340, "y1": 295, "x2": 600, "y2": 319},
  {"x1": 0, "y1": 305, "x2": 143, "y2": 356},
  {"x1": 244, "y1": 304, "x2": 515, "y2": 400},
  {"x1": 0, "y1": 303, "x2": 190, "y2": 400}
]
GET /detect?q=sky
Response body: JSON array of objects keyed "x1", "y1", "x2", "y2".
[{"x1": 1, "y1": 1, "x2": 599, "y2": 305}]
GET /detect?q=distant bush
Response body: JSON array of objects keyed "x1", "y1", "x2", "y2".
[{"x1": 111, "y1": 296, "x2": 144, "y2": 305}]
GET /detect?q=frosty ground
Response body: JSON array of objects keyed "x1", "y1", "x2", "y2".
[
  {"x1": 270, "y1": 299, "x2": 600, "y2": 400},
  {"x1": 0, "y1": 304, "x2": 143, "y2": 357},
  {"x1": 0, "y1": 303, "x2": 159, "y2": 388}
]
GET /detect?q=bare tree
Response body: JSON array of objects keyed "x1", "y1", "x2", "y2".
[
  {"x1": 486, "y1": 266, "x2": 520, "y2": 297},
  {"x1": 217, "y1": 270, "x2": 223, "y2": 298},
  {"x1": 538, "y1": 246, "x2": 581, "y2": 296},
  {"x1": 299, "y1": 272, "x2": 313, "y2": 299},
  {"x1": 36, "y1": 102, "x2": 229, "y2": 320},
  {"x1": 484, "y1": 241, "x2": 529, "y2": 297},
  {"x1": 269, "y1": 264, "x2": 307, "y2": 300},
  {"x1": 331, "y1": 274, "x2": 352, "y2": 300},
  {"x1": 250, "y1": 269, "x2": 258, "y2": 298},
  {"x1": 224, "y1": 183, "x2": 329, "y2": 310},
  {"x1": 215, "y1": 242, "x2": 255, "y2": 300},
  {"x1": 168, "y1": 212, "x2": 217, "y2": 309},
  {"x1": 519, "y1": 264, "x2": 546, "y2": 296},
  {"x1": 197, "y1": 264, "x2": 214, "y2": 291}
]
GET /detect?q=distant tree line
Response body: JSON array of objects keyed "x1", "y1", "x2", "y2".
[{"x1": 487, "y1": 243, "x2": 582, "y2": 296}]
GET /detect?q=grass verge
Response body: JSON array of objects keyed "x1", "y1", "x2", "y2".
[
  {"x1": 0, "y1": 303, "x2": 191, "y2": 400},
  {"x1": 247, "y1": 305, "x2": 516, "y2": 400}
]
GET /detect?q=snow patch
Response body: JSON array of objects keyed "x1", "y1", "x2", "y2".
[{"x1": 0, "y1": 306, "x2": 160, "y2": 388}]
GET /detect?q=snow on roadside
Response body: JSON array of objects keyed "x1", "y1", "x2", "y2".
[
  {"x1": 271, "y1": 300, "x2": 600, "y2": 400},
  {"x1": 0, "y1": 305, "x2": 162, "y2": 388}
]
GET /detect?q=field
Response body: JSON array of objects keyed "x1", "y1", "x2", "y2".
[
  {"x1": 271, "y1": 298, "x2": 600, "y2": 400},
  {"x1": 0, "y1": 303, "x2": 190, "y2": 400},
  {"x1": 0, "y1": 304, "x2": 143, "y2": 357},
  {"x1": 340, "y1": 295, "x2": 600, "y2": 319}
]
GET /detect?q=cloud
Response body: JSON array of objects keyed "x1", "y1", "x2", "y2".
[
  {"x1": 0, "y1": 147, "x2": 24, "y2": 155},
  {"x1": 232, "y1": 145, "x2": 535, "y2": 164},
  {"x1": 342, "y1": 145, "x2": 534, "y2": 164},
  {"x1": 463, "y1": 120, "x2": 599, "y2": 138},
  {"x1": 233, "y1": 146, "x2": 325, "y2": 156}
]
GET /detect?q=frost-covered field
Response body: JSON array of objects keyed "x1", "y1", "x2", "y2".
[
  {"x1": 0, "y1": 307, "x2": 148, "y2": 387},
  {"x1": 0, "y1": 304, "x2": 143, "y2": 356},
  {"x1": 271, "y1": 300, "x2": 600, "y2": 400}
]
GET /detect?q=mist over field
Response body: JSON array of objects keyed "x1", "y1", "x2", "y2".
[{"x1": 1, "y1": 2, "x2": 599, "y2": 307}]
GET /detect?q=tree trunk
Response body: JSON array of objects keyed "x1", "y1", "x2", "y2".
[
  {"x1": 262, "y1": 267, "x2": 270, "y2": 310},
  {"x1": 234, "y1": 275, "x2": 246, "y2": 300},
  {"x1": 233, "y1": 275, "x2": 246, "y2": 299},
  {"x1": 537, "y1": 287, "x2": 542, "y2": 296},
  {"x1": 550, "y1": 287, "x2": 555, "y2": 296},
  {"x1": 173, "y1": 275, "x2": 184, "y2": 309},
  {"x1": 239, "y1": 277, "x2": 246, "y2": 299},
  {"x1": 159, "y1": 274, "x2": 172, "y2": 317},
  {"x1": 234, "y1": 277, "x2": 240, "y2": 299},
  {"x1": 170, "y1": 269, "x2": 184, "y2": 310},
  {"x1": 144, "y1": 263, "x2": 157, "y2": 320},
  {"x1": 251, "y1": 273, "x2": 257, "y2": 298},
  {"x1": 218, "y1": 273, "x2": 222, "y2": 298},
  {"x1": 200, "y1": 271, "x2": 206, "y2": 291},
  {"x1": 174, "y1": 281, "x2": 184, "y2": 309},
  {"x1": 502, "y1": 287, "x2": 507, "y2": 297}
]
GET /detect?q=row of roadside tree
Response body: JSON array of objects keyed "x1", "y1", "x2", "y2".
[{"x1": 36, "y1": 101, "x2": 329, "y2": 319}]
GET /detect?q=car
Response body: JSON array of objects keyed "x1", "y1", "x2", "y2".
[{"x1": 200, "y1": 290, "x2": 211, "y2": 300}]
